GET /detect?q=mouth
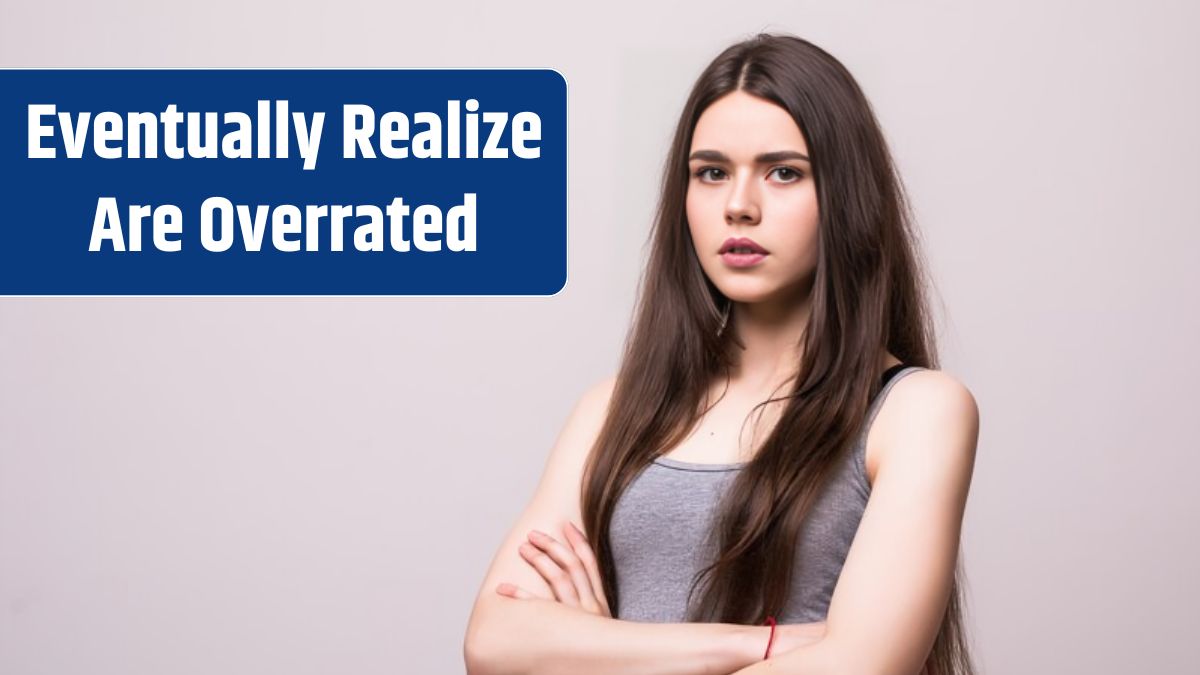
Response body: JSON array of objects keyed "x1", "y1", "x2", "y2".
[
  {"x1": 719, "y1": 237, "x2": 768, "y2": 255},
  {"x1": 719, "y1": 237, "x2": 768, "y2": 267}
]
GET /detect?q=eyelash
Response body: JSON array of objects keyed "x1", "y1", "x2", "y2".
[{"x1": 693, "y1": 166, "x2": 805, "y2": 183}]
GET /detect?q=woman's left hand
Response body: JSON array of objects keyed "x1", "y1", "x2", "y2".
[{"x1": 495, "y1": 521, "x2": 612, "y2": 618}]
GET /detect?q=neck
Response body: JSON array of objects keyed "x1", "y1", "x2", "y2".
[{"x1": 725, "y1": 284, "x2": 813, "y2": 392}]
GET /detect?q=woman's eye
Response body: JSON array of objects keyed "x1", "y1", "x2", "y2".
[
  {"x1": 771, "y1": 167, "x2": 804, "y2": 182},
  {"x1": 694, "y1": 167, "x2": 726, "y2": 181}
]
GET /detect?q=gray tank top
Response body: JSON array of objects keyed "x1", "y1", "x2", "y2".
[{"x1": 609, "y1": 365, "x2": 922, "y2": 623}]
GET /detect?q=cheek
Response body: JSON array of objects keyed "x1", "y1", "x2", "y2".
[
  {"x1": 780, "y1": 188, "x2": 819, "y2": 230},
  {"x1": 684, "y1": 191, "x2": 712, "y2": 240},
  {"x1": 771, "y1": 197, "x2": 820, "y2": 265}
]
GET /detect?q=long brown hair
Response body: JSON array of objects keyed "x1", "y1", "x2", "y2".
[{"x1": 580, "y1": 33, "x2": 974, "y2": 674}]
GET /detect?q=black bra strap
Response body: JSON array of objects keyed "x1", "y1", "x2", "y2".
[{"x1": 880, "y1": 362, "x2": 908, "y2": 388}]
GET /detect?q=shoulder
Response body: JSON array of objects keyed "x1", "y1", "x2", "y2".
[
  {"x1": 890, "y1": 368, "x2": 978, "y2": 422},
  {"x1": 872, "y1": 368, "x2": 980, "y2": 482},
  {"x1": 565, "y1": 374, "x2": 618, "y2": 438},
  {"x1": 549, "y1": 374, "x2": 618, "y2": 466},
  {"x1": 580, "y1": 373, "x2": 619, "y2": 415}
]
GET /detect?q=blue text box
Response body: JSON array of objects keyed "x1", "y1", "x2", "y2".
[{"x1": 0, "y1": 69, "x2": 567, "y2": 296}]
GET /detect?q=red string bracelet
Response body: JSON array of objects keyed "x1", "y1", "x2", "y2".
[{"x1": 762, "y1": 615, "x2": 777, "y2": 660}]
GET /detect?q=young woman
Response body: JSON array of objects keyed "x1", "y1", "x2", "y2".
[{"x1": 465, "y1": 33, "x2": 979, "y2": 675}]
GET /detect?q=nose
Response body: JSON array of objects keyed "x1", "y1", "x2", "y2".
[{"x1": 724, "y1": 172, "x2": 761, "y2": 226}]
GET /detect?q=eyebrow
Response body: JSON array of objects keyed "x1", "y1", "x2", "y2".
[{"x1": 688, "y1": 149, "x2": 811, "y2": 164}]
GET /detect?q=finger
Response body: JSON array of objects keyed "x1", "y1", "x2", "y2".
[
  {"x1": 524, "y1": 531, "x2": 594, "y2": 611},
  {"x1": 495, "y1": 581, "x2": 552, "y2": 601},
  {"x1": 564, "y1": 522, "x2": 611, "y2": 617},
  {"x1": 495, "y1": 582, "x2": 537, "y2": 600},
  {"x1": 518, "y1": 541, "x2": 582, "y2": 608},
  {"x1": 526, "y1": 530, "x2": 599, "y2": 612},
  {"x1": 528, "y1": 529, "x2": 601, "y2": 614},
  {"x1": 565, "y1": 522, "x2": 609, "y2": 613}
]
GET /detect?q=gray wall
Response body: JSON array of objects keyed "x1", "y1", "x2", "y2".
[{"x1": 1, "y1": 1, "x2": 1197, "y2": 673}]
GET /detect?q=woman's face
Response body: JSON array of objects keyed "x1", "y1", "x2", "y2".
[{"x1": 686, "y1": 90, "x2": 820, "y2": 308}]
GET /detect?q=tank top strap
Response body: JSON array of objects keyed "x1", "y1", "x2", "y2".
[{"x1": 850, "y1": 365, "x2": 926, "y2": 496}]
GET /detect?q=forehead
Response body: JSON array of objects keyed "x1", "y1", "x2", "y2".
[{"x1": 689, "y1": 91, "x2": 808, "y2": 156}]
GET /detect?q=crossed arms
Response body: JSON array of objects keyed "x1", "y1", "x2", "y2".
[{"x1": 463, "y1": 371, "x2": 979, "y2": 675}]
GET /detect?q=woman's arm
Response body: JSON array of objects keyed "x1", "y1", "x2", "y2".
[
  {"x1": 462, "y1": 377, "x2": 822, "y2": 674},
  {"x1": 465, "y1": 592, "x2": 774, "y2": 675},
  {"x1": 728, "y1": 370, "x2": 980, "y2": 675},
  {"x1": 475, "y1": 520, "x2": 827, "y2": 674}
]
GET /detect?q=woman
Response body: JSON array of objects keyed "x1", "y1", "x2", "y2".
[{"x1": 464, "y1": 33, "x2": 979, "y2": 675}]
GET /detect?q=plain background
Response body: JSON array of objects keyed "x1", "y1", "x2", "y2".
[{"x1": 1, "y1": 1, "x2": 1197, "y2": 673}]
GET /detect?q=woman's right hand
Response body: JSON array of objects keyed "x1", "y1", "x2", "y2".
[{"x1": 495, "y1": 521, "x2": 613, "y2": 618}]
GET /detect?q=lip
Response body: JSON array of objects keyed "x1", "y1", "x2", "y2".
[
  {"x1": 721, "y1": 251, "x2": 767, "y2": 268},
  {"x1": 719, "y1": 237, "x2": 768, "y2": 255},
  {"x1": 719, "y1": 236, "x2": 768, "y2": 268}
]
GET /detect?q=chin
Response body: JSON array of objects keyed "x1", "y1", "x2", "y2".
[
  {"x1": 710, "y1": 277, "x2": 777, "y2": 300},
  {"x1": 719, "y1": 278, "x2": 812, "y2": 307},
  {"x1": 717, "y1": 286, "x2": 777, "y2": 305}
]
